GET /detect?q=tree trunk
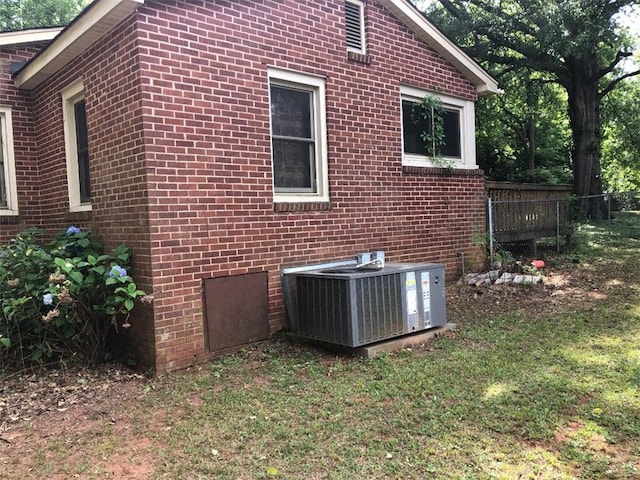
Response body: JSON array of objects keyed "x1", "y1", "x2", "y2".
[
  {"x1": 525, "y1": 85, "x2": 536, "y2": 178},
  {"x1": 566, "y1": 54, "x2": 606, "y2": 219},
  {"x1": 526, "y1": 115, "x2": 536, "y2": 174}
]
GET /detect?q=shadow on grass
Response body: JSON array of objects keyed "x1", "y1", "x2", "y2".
[{"x1": 145, "y1": 213, "x2": 640, "y2": 479}]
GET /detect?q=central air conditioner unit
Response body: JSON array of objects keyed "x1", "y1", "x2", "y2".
[{"x1": 292, "y1": 262, "x2": 446, "y2": 347}]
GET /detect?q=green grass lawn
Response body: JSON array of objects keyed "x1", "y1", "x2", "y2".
[
  {"x1": 5, "y1": 213, "x2": 640, "y2": 479},
  {"x1": 146, "y1": 319, "x2": 638, "y2": 479},
  {"x1": 140, "y1": 213, "x2": 639, "y2": 479}
]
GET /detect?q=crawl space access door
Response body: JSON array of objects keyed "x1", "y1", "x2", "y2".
[{"x1": 203, "y1": 272, "x2": 270, "y2": 353}]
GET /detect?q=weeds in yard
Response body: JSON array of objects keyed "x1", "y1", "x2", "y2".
[
  {"x1": 143, "y1": 294, "x2": 638, "y2": 479},
  {"x1": 4, "y1": 213, "x2": 640, "y2": 479}
]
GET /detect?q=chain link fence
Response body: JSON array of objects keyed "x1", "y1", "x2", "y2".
[{"x1": 487, "y1": 192, "x2": 640, "y2": 264}]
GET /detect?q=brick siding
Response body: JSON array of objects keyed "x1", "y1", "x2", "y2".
[
  {"x1": 0, "y1": 44, "x2": 48, "y2": 241},
  {"x1": 0, "y1": 0, "x2": 488, "y2": 373}
]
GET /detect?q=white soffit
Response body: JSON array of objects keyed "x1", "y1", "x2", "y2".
[
  {"x1": 14, "y1": 0, "x2": 144, "y2": 90},
  {"x1": 0, "y1": 28, "x2": 64, "y2": 47},
  {"x1": 381, "y1": 0, "x2": 500, "y2": 96}
]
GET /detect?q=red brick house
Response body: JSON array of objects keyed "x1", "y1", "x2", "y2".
[{"x1": 0, "y1": 0, "x2": 498, "y2": 373}]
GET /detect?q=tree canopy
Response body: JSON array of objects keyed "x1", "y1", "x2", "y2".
[
  {"x1": 601, "y1": 77, "x2": 640, "y2": 192},
  {"x1": 419, "y1": 0, "x2": 640, "y2": 216},
  {"x1": 0, "y1": 0, "x2": 89, "y2": 32}
]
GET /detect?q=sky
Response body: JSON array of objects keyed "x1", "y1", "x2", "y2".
[{"x1": 615, "y1": 5, "x2": 640, "y2": 72}]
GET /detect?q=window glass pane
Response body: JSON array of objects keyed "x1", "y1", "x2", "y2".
[
  {"x1": 272, "y1": 139, "x2": 314, "y2": 190},
  {"x1": 442, "y1": 108, "x2": 461, "y2": 158},
  {"x1": 402, "y1": 100, "x2": 461, "y2": 158},
  {"x1": 402, "y1": 100, "x2": 430, "y2": 155},
  {"x1": 74, "y1": 100, "x2": 91, "y2": 202},
  {"x1": 270, "y1": 86, "x2": 312, "y2": 138}
]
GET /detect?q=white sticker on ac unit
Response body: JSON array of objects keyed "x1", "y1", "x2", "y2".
[{"x1": 405, "y1": 272, "x2": 418, "y2": 315}]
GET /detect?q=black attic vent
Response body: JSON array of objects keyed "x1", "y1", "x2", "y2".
[{"x1": 345, "y1": 1, "x2": 363, "y2": 51}]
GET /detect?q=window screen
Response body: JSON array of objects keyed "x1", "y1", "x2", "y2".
[
  {"x1": 270, "y1": 85, "x2": 316, "y2": 192},
  {"x1": 402, "y1": 100, "x2": 461, "y2": 159}
]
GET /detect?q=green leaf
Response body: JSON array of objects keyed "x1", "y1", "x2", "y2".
[
  {"x1": 0, "y1": 337, "x2": 11, "y2": 348},
  {"x1": 69, "y1": 271, "x2": 84, "y2": 284},
  {"x1": 87, "y1": 254, "x2": 97, "y2": 265},
  {"x1": 106, "y1": 277, "x2": 117, "y2": 286},
  {"x1": 92, "y1": 266, "x2": 106, "y2": 275},
  {"x1": 78, "y1": 238, "x2": 90, "y2": 248},
  {"x1": 127, "y1": 282, "x2": 137, "y2": 294},
  {"x1": 125, "y1": 299, "x2": 134, "y2": 311},
  {"x1": 54, "y1": 257, "x2": 67, "y2": 268}
]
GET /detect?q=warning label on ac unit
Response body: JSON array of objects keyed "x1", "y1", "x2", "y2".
[{"x1": 405, "y1": 272, "x2": 418, "y2": 315}]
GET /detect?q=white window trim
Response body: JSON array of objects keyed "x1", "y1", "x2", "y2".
[
  {"x1": 346, "y1": 0, "x2": 366, "y2": 54},
  {"x1": 62, "y1": 79, "x2": 91, "y2": 212},
  {"x1": 400, "y1": 85, "x2": 477, "y2": 170},
  {"x1": 268, "y1": 67, "x2": 329, "y2": 203},
  {"x1": 0, "y1": 107, "x2": 19, "y2": 216}
]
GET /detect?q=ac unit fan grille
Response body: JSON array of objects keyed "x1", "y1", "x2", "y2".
[{"x1": 296, "y1": 273, "x2": 404, "y2": 347}]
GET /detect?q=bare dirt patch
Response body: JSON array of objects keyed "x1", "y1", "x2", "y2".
[{"x1": 0, "y1": 365, "x2": 157, "y2": 479}]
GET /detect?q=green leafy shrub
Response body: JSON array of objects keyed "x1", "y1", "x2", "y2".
[{"x1": 0, "y1": 226, "x2": 147, "y2": 369}]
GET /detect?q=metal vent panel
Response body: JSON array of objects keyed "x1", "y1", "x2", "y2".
[
  {"x1": 355, "y1": 274, "x2": 404, "y2": 344},
  {"x1": 294, "y1": 263, "x2": 446, "y2": 348},
  {"x1": 345, "y1": 0, "x2": 364, "y2": 51},
  {"x1": 297, "y1": 276, "x2": 352, "y2": 345}
]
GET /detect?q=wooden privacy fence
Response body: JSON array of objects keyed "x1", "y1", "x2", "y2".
[{"x1": 486, "y1": 182, "x2": 573, "y2": 255}]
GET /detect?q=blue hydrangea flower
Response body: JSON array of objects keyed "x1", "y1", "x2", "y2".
[
  {"x1": 66, "y1": 225, "x2": 81, "y2": 235},
  {"x1": 43, "y1": 293, "x2": 54, "y2": 306},
  {"x1": 109, "y1": 265, "x2": 127, "y2": 278}
]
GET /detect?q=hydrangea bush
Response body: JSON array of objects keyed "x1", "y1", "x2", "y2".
[{"x1": 0, "y1": 226, "x2": 148, "y2": 368}]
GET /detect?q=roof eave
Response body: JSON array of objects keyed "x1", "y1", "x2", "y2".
[
  {"x1": 381, "y1": 0, "x2": 500, "y2": 96},
  {"x1": 0, "y1": 27, "x2": 64, "y2": 47},
  {"x1": 13, "y1": 0, "x2": 144, "y2": 90}
]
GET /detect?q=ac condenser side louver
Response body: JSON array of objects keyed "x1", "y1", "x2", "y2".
[{"x1": 294, "y1": 263, "x2": 446, "y2": 347}]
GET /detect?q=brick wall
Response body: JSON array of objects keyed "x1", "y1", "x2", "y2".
[
  {"x1": 24, "y1": 21, "x2": 156, "y2": 367},
  {"x1": 1, "y1": 0, "x2": 488, "y2": 373},
  {"x1": 0, "y1": 44, "x2": 48, "y2": 242},
  {"x1": 135, "y1": 0, "x2": 486, "y2": 372}
]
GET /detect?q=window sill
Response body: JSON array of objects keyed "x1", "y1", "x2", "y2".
[
  {"x1": 347, "y1": 51, "x2": 371, "y2": 65},
  {"x1": 274, "y1": 202, "x2": 331, "y2": 212},
  {"x1": 69, "y1": 203, "x2": 92, "y2": 213},
  {"x1": 402, "y1": 165, "x2": 484, "y2": 177}
]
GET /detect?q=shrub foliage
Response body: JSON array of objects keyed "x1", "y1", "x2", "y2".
[{"x1": 0, "y1": 227, "x2": 147, "y2": 369}]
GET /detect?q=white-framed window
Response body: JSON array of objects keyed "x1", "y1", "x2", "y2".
[
  {"x1": 0, "y1": 107, "x2": 18, "y2": 216},
  {"x1": 345, "y1": 0, "x2": 366, "y2": 54},
  {"x1": 400, "y1": 85, "x2": 477, "y2": 169},
  {"x1": 62, "y1": 79, "x2": 91, "y2": 212},
  {"x1": 268, "y1": 67, "x2": 329, "y2": 203}
]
